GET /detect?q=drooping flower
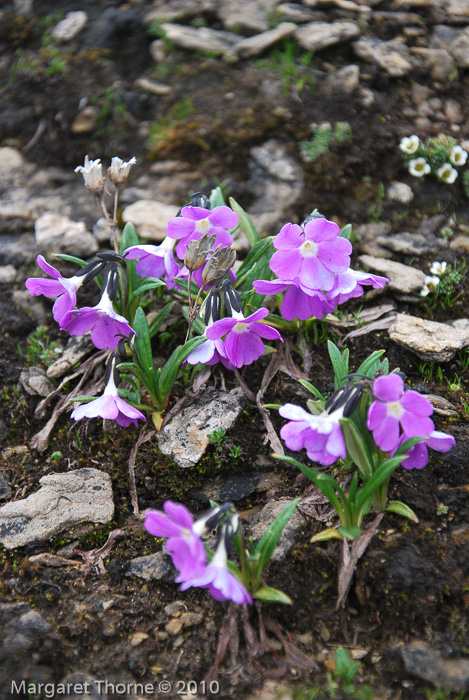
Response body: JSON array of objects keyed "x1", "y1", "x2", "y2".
[
  {"x1": 429, "y1": 261, "x2": 448, "y2": 277},
  {"x1": 25, "y1": 255, "x2": 86, "y2": 324},
  {"x1": 206, "y1": 308, "x2": 283, "y2": 369},
  {"x1": 108, "y1": 156, "x2": 137, "y2": 186},
  {"x1": 449, "y1": 145, "x2": 468, "y2": 167},
  {"x1": 367, "y1": 374, "x2": 435, "y2": 452},
  {"x1": 74, "y1": 155, "x2": 105, "y2": 194},
  {"x1": 253, "y1": 278, "x2": 331, "y2": 321},
  {"x1": 124, "y1": 238, "x2": 180, "y2": 289},
  {"x1": 325, "y1": 268, "x2": 389, "y2": 308},
  {"x1": 166, "y1": 206, "x2": 238, "y2": 260},
  {"x1": 408, "y1": 157, "x2": 431, "y2": 178},
  {"x1": 279, "y1": 403, "x2": 347, "y2": 466},
  {"x1": 396, "y1": 431, "x2": 456, "y2": 470},
  {"x1": 437, "y1": 163, "x2": 458, "y2": 184},
  {"x1": 61, "y1": 267, "x2": 134, "y2": 350},
  {"x1": 270, "y1": 218, "x2": 352, "y2": 292},
  {"x1": 399, "y1": 135, "x2": 419, "y2": 155},
  {"x1": 71, "y1": 355, "x2": 146, "y2": 428}
]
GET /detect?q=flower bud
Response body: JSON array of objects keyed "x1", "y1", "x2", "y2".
[
  {"x1": 74, "y1": 155, "x2": 105, "y2": 195},
  {"x1": 108, "y1": 157, "x2": 137, "y2": 186},
  {"x1": 184, "y1": 233, "x2": 216, "y2": 272},
  {"x1": 190, "y1": 192, "x2": 210, "y2": 209},
  {"x1": 202, "y1": 246, "x2": 236, "y2": 287}
]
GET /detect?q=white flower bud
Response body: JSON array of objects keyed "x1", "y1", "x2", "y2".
[
  {"x1": 108, "y1": 156, "x2": 137, "y2": 186},
  {"x1": 74, "y1": 155, "x2": 105, "y2": 194}
]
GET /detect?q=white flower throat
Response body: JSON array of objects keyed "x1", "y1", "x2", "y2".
[{"x1": 299, "y1": 240, "x2": 318, "y2": 258}]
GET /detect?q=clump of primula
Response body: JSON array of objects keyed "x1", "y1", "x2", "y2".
[{"x1": 400, "y1": 133, "x2": 468, "y2": 183}]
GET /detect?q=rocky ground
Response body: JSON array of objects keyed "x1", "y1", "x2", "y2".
[{"x1": 1, "y1": 0, "x2": 469, "y2": 698}]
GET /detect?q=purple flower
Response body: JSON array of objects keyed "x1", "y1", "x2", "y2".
[
  {"x1": 270, "y1": 219, "x2": 352, "y2": 292},
  {"x1": 279, "y1": 403, "x2": 346, "y2": 466},
  {"x1": 367, "y1": 374, "x2": 435, "y2": 452},
  {"x1": 25, "y1": 255, "x2": 85, "y2": 324},
  {"x1": 180, "y1": 528, "x2": 252, "y2": 605},
  {"x1": 61, "y1": 283, "x2": 134, "y2": 351},
  {"x1": 71, "y1": 368, "x2": 146, "y2": 428},
  {"x1": 325, "y1": 268, "x2": 389, "y2": 308},
  {"x1": 144, "y1": 501, "x2": 207, "y2": 581},
  {"x1": 395, "y1": 431, "x2": 456, "y2": 470},
  {"x1": 253, "y1": 278, "x2": 332, "y2": 321},
  {"x1": 166, "y1": 205, "x2": 238, "y2": 260},
  {"x1": 185, "y1": 332, "x2": 234, "y2": 370},
  {"x1": 206, "y1": 308, "x2": 283, "y2": 369},
  {"x1": 124, "y1": 238, "x2": 180, "y2": 290}
]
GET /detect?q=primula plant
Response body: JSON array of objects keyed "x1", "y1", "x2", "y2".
[{"x1": 400, "y1": 133, "x2": 468, "y2": 184}]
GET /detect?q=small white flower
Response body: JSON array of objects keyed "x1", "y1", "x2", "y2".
[
  {"x1": 449, "y1": 145, "x2": 468, "y2": 167},
  {"x1": 421, "y1": 275, "x2": 440, "y2": 297},
  {"x1": 74, "y1": 155, "x2": 105, "y2": 194},
  {"x1": 108, "y1": 156, "x2": 137, "y2": 186},
  {"x1": 408, "y1": 157, "x2": 430, "y2": 178},
  {"x1": 437, "y1": 163, "x2": 458, "y2": 184},
  {"x1": 429, "y1": 261, "x2": 447, "y2": 276},
  {"x1": 399, "y1": 135, "x2": 419, "y2": 155}
]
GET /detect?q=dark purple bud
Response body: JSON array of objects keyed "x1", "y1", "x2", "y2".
[
  {"x1": 301, "y1": 209, "x2": 326, "y2": 230},
  {"x1": 221, "y1": 282, "x2": 243, "y2": 317},
  {"x1": 75, "y1": 258, "x2": 107, "y2": 283},
  {"x1": 190, "y1": 192, "x2": 210, "y2": 209},
  {"x1": 97, "y1": 251, "x2": 126, "y2": 264}
]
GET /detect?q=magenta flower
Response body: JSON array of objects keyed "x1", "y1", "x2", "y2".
[
  {"x1": 279, "y1": 403, "x2": 346, "y2": 466},
  {"x1": 166, "y1": 205, "x2": 238, "y2": 260},
  {"x1": 206, "y1": 308, "x2": 283, "y2": 369},
  {"x1": 367, "y1": 374, "x2": 435, "y2": 452},
  {"x1": 270, "y1": 218, "x2": 352, "y2": 292},
  {"x1": 325, "y1": 268, "x2": 389, "y2": 308},
  {"x1": 123, "y1": 238, "x2": 180, "y2": 290},
  {"x1": 185, "y1": 332, "x2": 234, "y2": 370},
  {"x1": 71, "y1": 368, "x2": 146, "y2": 428},
  {"x1": 25, "y1": 255, "x2": 85, "y2": 324},
  {"x1": 180, "y1": 528, "x2": 252, "y2": 605},
  {"x1": 253, "y1": 278, "x2": 332, "y2": 321},
  {"x1": 395, "y1": 431, "x2": 456, "y2": 470},
  {"x1": 144, "y1": 501, "x2": 207, "y2": 581}
]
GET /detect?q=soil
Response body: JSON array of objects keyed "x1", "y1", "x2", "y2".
[{"x1": 1, "y1": 2, "x2": 469, "y2": 699}]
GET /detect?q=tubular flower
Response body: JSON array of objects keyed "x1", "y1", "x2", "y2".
[
  {"x1": 279, "y1": 403, "x2": 346, "y2": 467},
  {"x1": 124, "y1": 238, "x2": 180, "y2": 289},
  {"x1": 367, "y1": 374, "x2": 435, "y2": 452},
  {"x1": 270, "y1": 218, "x2": 352, "y2": 292},
  {"x1": 253, "y1": 278, "x2": 330, "y2": 321},
  {"x1": 166, "y1": 206, "x2": 238, "y2": 260},
  {"x1": 325, "y1": 268, "x2": 389, "y2": 307},
  {"x1": 25, "y1": 255, "x2": 85, "y2": 324}
]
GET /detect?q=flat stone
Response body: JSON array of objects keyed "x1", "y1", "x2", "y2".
[
  {"x1": 443, "y1": 0, "x2": 469, "y2": 22},
  {"x1": 354, "y1": 37, "x2": 413, "y2": 77},
  {"x1": 218, "y1": 0, "x2": 280, "y2": 33},
  {"x1": 51, "y1": 11, "x2": 88, "y2": 42},
  {"x1": 325, "y1": 64, "x2": 360, "y2": 94},
  {"x1": 193, "y1": 475, "x2": 259, "y2": 504},
  {"x1": 356, "y1": 222, "x2": 393, "y2": 258},
  {"x1": 145, "y1": 0, "x2": 217, "y2": 23},
  {"x1": 0, "y1": 471, "x2": 12, "y2": 501},
  {"x1": 128, "y1": 550, "x2": 175, "y2": 582},
  {"x1": 431, "y1": 25, "x2": 469, "y2": 68},
  {"x1": 71, "y1": 106, "x2": 99, "y2": 134},
  {"x1": 376, "y1": 231, "x2": 447, "y2": 256},
  {"x1": 35, "y1": 212, "x2": 98, "y2": 257},
  {"x1": 358, "y1": 255, "x2": 427, "y2": 294},
  {"x1": 122, "y1": 199, "x2": 179, "y2": 241},
  {"x1": 157, "y1": 388, "x2": 244, "y2": 468},
  {"x1": 0, "y1": 468, "x2": 114, "y2": 549},
  {"x1": 160, "y1": 23, "x2": 240, "y2": 56},
  {"x1": 250, "y1": 499, "x2": 305, "y2": 561},
  {"x1": 19, "y1": 367, "x2": 54, "y2": 397},
  {"x1": 46, "y1": 334, "x2": 95, "y2": 379},
  {"x1": 234, "y1": 23, "x2": 297, "y2": 59},
  {"x1": 295, "y1": 21, "x2": 361, "y2": 51},
  {"x1": 134, "y1": 77, "x2": 172, "y2": 95},
  {"x1": 0, "y1": 147, "x2": 24, "y2": 171},
  {"x1": 400, "y1": 641, "x2": 469, "y2": 691},
  {"x1": 278, "y1": 3, "x2": 322, "y2": 22},
  {"x1": 389, "y1": 313, "x2": 469, "y2": 362},
  {"x1": 0, "y1": 264, "x2": 17, "y2": 284},
  {"x1": 387, "y1": 181, "x2": 414, "y2": 204},
  {"x1": 411, "y1": 47, "x2": 456, "y2": 82}
]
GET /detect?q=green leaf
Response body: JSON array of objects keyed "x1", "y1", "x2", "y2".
[
  {"x1": 337, "y1": 525, "x2": 362, "y2": 541},
  {"x1": 327, "y1": 340, "x2": 349, "y2": 388},
  {"x1": 335, "y1": 647, "x2": 355, "y2": 677},
  {"x1": 310, "y1": 528, "x2": 343, "y2": 543},
  {"x1": 235, "y1": 237, "x2": 273, "y2": 281},
  {"x1": 68, "y1": 396, "x2": 97, "y2": 402},
  {"x1": 263, "y1": 403, "x2": 282, "y2": 409},
  {"x1": 159, "y1": 336, "x2": 207, "y2": 396},
  {"x1": 356, "y1": 350, "x2": 386, "y2": 378},
  {"x1": 339, "y1": 223, "x2": 353, "y2": 240},
  {"x1": 148, "y1": 301, "x2": 177, "y2": 338},
  {"x1": 339, "y1": 418, "x2": 373, "y2": 480},
  {"x1": 394, "y1": 436, "x2": 425, "y2": 456},
  {"x1": 229, "y1": 196, "x2": 259, "y2": 247},
  {"x1": 181, "y1": 305, "x2": 205, "y2": 336},
  {"x1": 52, "y1": 253, "x2": 87, "y2": 267},
  {"x1": 386, "y1": 500, "x2": 419, "y2": 522},
  {"x1": 254, "y1": 497, "x2": 301, "y2": 578},
  {"x1": 120, "y1": 221, "x2": 139, "y2": 253},
  {"x1": 132, "y1": 308, "x2": 156, "y2": 389},
  {"x1": 128, "y1": 278, "x2": 165, "y2": 302},
  {"x1": 299, "y1": 378, "x2": 325, "y2": 402},
  {"x1": 356, "y1": 455, "x2": 405, "y2": 510},
  {"x1": 209, "y1": 186, "x2": 227, "y2": 209},
  {"x1": 254, "y1": 586, "x2": 292, "y2": 605},
  {"x1": 306, "y1": 399, "x2": 324, "y2": 415},
  {"x1": 117, "y1": 361, "x2": 148, "y2": 387}
]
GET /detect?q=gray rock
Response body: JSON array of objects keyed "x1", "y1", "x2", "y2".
[
  {"x1": 387, "y1": 181, "x2": 414, "y2": 205},
  {"x1": 376, "y1": 231, "x2": 447, "y2": 256},
  {"x1": 218, "y1": 0, "x2": 280, "y2": 33},
  {"x1": 278, "y1": 3, "x2": 322, "y2": 22},
  {"x1": 19, "y1": 367, "x2": 54, "y2": 397},
  {"x1": 234, "y1": 23, "x2": 297, "y2": 59},
  {"x1": 192, "y1": 475, "x2": 259, "y2": 504},
  {"x1": 145, "y1": 0, "x2": 217, "y2": 23},
  {"x1": 417, "y1": 214, "x2": 448, "y2": 237},
  {"x1": 51, "y1": 11, "x2": 88, "y2": 42},
  {"x1": 71, "y1": 106, "x2": 99, "y2": 134},
  {"x1": 0, "y1": 264, "x2": 17, "y2": 284},
  {"x1": 431, "y1": 25, "x2": 469, "y2": 68},
  {"x1": 250, "y1": 499, "x2": 305, "y2": 561},
  {"x1": 0, "y1": 234, "x2": 38, "y2": 267},
  {"x1": 400, "y1": 641, "x2": 469, "y2": 691},
  {"x1": 443, "y1": 0, "x2": 469, "y2": 22},
  {"x1": 129, "y1": 550, "x2": 175, "y2": 582},
  {"x1": 0, "y1": 468, "x2": 114, "y2": 549},
  {"x1": 0, "y1": 472, "x2": 12, "y2": 501},
  {"x1": 411, "y1": 47, "x2": 456, "y2": 82},
  {"x1": 356, "y1": 223, "x2": 393, "y2": 258},
  {"x1": 121, "y1": 200, "x2": 179, "y2": 241},
  {"x1": 358, "y1": 255, "x2": 427, "y2": 294},
  {"x1": 354, "y1": 37, "x2": 413, "y2": 77},
  {"x1": 35, "y1": 212, "x2": 98, "y2": 257},
  {"x1": 389, "y1": 314, "x2": 469, "y2": 362},
  {"x1": 157, "y1": 388, "x2": 245, "y2": 468},
  {"x1": 17, "y1": 610, "x2": 51, "y2": 635},
  {"x1": 295, "y1": 21, "x2": 361, "y2": 51},
  {"x1": 160, "y1": 23, "x2": 240, "y2": 55},
  {"x1": 134, "y1": 77, "x2": 172, "y2": 95},
  {"x1": 325, "y1": 64, "x2": 360, "y2": 94},
  {"x1": 47, "y1": 334, "x2": 95, "y2": 379}
]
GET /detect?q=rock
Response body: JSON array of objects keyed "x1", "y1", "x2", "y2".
[
  {"x1": 376, "y1": 231, "x2": 447, "y2": 256},
  {"x1": 150, "y1": 38, "x2": 167, "y2": 63},
  {"x1": 0, "y1": 472, "x2": 12, "y2": 501},
  {"x1": 0, "y1": 264, "x2": 17, "y2": 284},
  {"x1": 400, "y1": 641, "x2": 469, "y2": 691},
  {"x1": 387, "y1": 181, "x2": 414, "y2": 204},
  {"x1": 278, "y1": 3, "x2": 323, "y2": 22},
  {"x1": 193, "y1": 475, "x2": 259, "y2": 504},
  {"x1": 83, "y1": 8, "x2": 149, "y2": 74},
  {"x1": 0, "y1": 234, "x2": 38, "y2": 267},
  {"x1": 443, "y1": 0, "x2": 469, "y2": 22},
  {"x1": 356, "y1": 223, "x2": 393, "y2": 257},
  {"x1": 35, "y1": 213, "x2": 98, "y2": 257},
  {"x1": 295, "y1": 21, "x2": 361, "y2": 52},
  {"x1": 46, "y1": 334, "x2": 95, "y2": 379},
  {"x1": 129, "y1": 551, "x2": 175, "y2": 582},
  {"x1": 51, "y1": 11, "x2": 88, "y2": 42},
  {"x1": 358, "y1": 255, "x2": 427, "y2": 294},
  {"x1": 134, "y1": 77, "x2": 172, "y2": 95},
  {"x1": 0, "y1": 147, "x2": 24, "y2": 171},
  {"x1": 19, "y1": 367, "x2": 54, "y2": 397},
  {"x1": 417, "y1": 214, "x2": 448, "y2": 237},
  {"x1": 411, "y1": 47, "x2": 456, "y2": 82},
  {"x1": 234, "y1": 23, "x2": 297, "y2": 59},
  {"x1": 250, "y1": 499, "x2": 305, "y2": 560},
  {"x1": 218, "y1": 0, "x2": 280, "y2": 33},
  {"x1": 389, "y1": 313, "x2": 469, "y2": 362},
  {"x1": 0, "y1": 468, "x2": 114, "y2": 549},
  {"x1": 145, "y1": 0, "x2": 217, "y2": 23},
  {"x1": 0, "y1": 300, "x2": 36, "y2": 336},
  {"x1": 431, "y1": 25, "x2": 469, "y2": 68},
  {"x1": 160, "y1": 23, "x2": 240, "y2": 56},
  {"x1": 122, "y1": 200, "x2": 179, "y2": 241},
  {"x1": 157, "y1": 388, "x2": 244, "y2": 468},
  {"x1": 71, "y1": 106, "x2": 99, "y2": 134},
  {"x1": 93, "y1": 217, "x2": 112, "y2": 243},
  {"x1": 325, "y1": 64, "x2": 360, "y2": 94},
  {"x1": 353, "y1": 37, "x2": 413, "y2": 77}
]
